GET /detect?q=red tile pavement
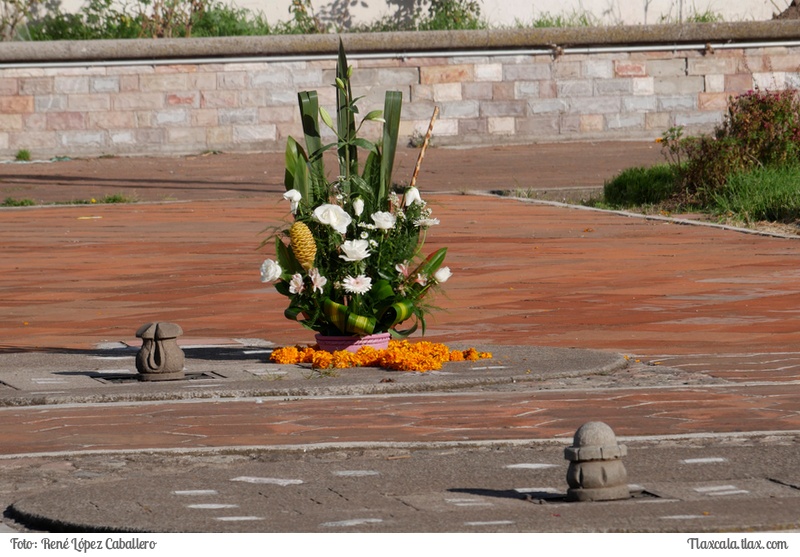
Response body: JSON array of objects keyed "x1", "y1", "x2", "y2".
[
  {"x1": 3, "y1": 195, "x2": 800, "y2": 367},
  {"x1": 1, "y1": 384, "x2": 799, "y2": 456},
  {"x1": 2, "y1": 143, "x2": 800, "y2": 457}
]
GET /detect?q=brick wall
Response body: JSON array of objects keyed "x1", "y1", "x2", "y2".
[{"x1": 1, "y1": 40, "x2": 799, "y2": 159}]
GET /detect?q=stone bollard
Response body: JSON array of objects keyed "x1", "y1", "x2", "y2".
[
  {"x1": 135, "y1": 322, "x2": 185, "y2": 381},
  {"x1": 564, "y1": 421, "x2": 629, "y2": 502}
]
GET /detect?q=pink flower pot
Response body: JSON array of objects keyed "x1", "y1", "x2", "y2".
[{"x1": 314, "y1": 332, "x2": 391, "y2": 353}]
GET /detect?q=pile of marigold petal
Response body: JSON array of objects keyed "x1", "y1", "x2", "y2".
[{"x1": 270, "y1": 340, "x2": 491, "y2": 372}]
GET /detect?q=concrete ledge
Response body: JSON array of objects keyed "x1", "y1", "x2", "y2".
[{"x1": 1, "y1": 21, "x2": 799, "y2": 63}]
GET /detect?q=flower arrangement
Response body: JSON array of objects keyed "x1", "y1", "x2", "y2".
[{"x1": 260, "y1": 41, "x2": 450, "y2": 342}]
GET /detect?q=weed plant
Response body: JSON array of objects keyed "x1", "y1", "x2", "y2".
[
  {"x1": 679, "y1": 88, "x2": 800, "y2": 204},
  {"x1": 713, "y1": 165, "x2": 800, "y2": 224},
  {"x1": 15, "y1": 0, "x2": 725, "y2": 40},
  {"x1": 522, "y1": 11, "x2": 596, "y2": 28},
  {"x1": 603, "y1": 88, "x2": 800, "y2": 226},
  {"x1": 2, "y1": 197, "x2": 36, "y2": 207},
  {"x1": 26, "y1": 0, "x2": 273, "y2": 40},
  {"x1": 416, "y1": 0, "x2": 485, "y2": 31},
  {"x1": 21, "y1": 0, "x2": 487, "y2": 40},
  {"x1": 602, "y1": 164, "x2": 678, "y2": 207}
]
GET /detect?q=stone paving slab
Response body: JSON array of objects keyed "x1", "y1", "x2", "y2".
[
  {"x1": 4, "y1": 437, "x2": 800, "y2": 533},
  {"x1": 0, "y1": 343, "x2": 626, "y2": 405}
]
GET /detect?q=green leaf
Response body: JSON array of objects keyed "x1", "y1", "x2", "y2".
[
  {"x1": 284, "y1": 305, "x2": 306, "y2": 323},
  {"x1": 379, "y1": 91, "x2": 403, "y2": 206},
  {"x1": 362, "y1": 150, "x2": 381, "y2": 210},
  {"x1": 336, "y1": 39, "x2": 358, "y2": 179},
  {"x1": 370, "y1": 279, "x2": 395, "y2": 303},
  {"x1": 352, "y1": 137, "x2": 377, "y2": 153},
  {"x1": 362, "y1": 109, "x2": 383, "y2": 122},
  {"x1": 347, "y1": 312, "x2": 376, "y2": 336},
  {"x1": 284, "y1": 137, "x2": 311, "y2": 203},
  {"x1": 274, "y1": 281, "x2": 292, "y2": 297},
  {"x1": 275, "y1": 236, "x2": 302, "y2": 275},
  {"x1": 391, "y1": 318, "x2": 419, "y2": 339},
  {"x1": 380, "y1": 300, "x2": 415, "y2": 328},
  {"x1": 322, "y1": 298, "x2": 376, "y2": 336},
  {"x1": 297, "y1": 91, "x2": 326, "y2": 193},
  {"x1": 417, "y1": 247, "x2": 447, "y2": 277}
]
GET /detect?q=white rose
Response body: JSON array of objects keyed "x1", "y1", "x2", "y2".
[
  {"x1": 404, "y1": 186, "x2": 422, "y2": 206},
  {"x1": 434, "y1": 266, "x2": 452, "y2": 283},
  {"x1": 282, "y1": 189, "x2": 302, "y2": 214},
  {"x1": 313, "y1": 203, "x2": 352, "y2": 234},
  {"x1": 352, "y1": 197, "x2": 365, "y2": 217},
  {"x1": 260, "y1": 259, "x2": 282, "y2": 282},
  {"x1": 371, "y1": 211, "x2": 397, "y2": 230},
  {"x1": 339, "y1": 239, "x2": 371, "y2": 262}
]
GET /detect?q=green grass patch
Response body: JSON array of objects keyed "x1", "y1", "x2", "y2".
[
  {"x1": 54, "y1": 193, "x2": 137, "y2": 205},
  {"x1": 15, "y1": 149, "x2": 31, "y2": 161},
  {"x1": 522, "y1": 11, "x2": 596, "y2": 28},
  {"x1": 602, "y1": 164, "x2": 678, "y2": 207},
  {"x1": 1, "y1": 193, "x2": 137, "y2": 208},
  {"x1": 98, "y1": 193, "x2": 136, "y2": 204},
  {"x1": 2, "y1": 197, "x2": 36, "y2": 207},
  {"x1": 713, "y1": 165, "x2": 800, "y2": 224}
]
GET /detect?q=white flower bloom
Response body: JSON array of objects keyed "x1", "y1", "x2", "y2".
[
  {"x1": 282, "y1": 189, "x2": 302, "y2": 214},
  {"x1": 415, "y1": 217, "x2": 440, "y2": 228},
  {"x1": 308, "y1": 268, "x2": 328, "y2": 294},
  {"x1": 342, "y1": 274, "x2": 372, "y2": 294},
  {"x1": 313, "y1": 203, "x2": 352, "y2": 234},
  {"x1": 339, "y1": 239, "x2": 371, "y2": 262},
  {"x1": 395, "y1": 262, "x2": 410, "y2": 278},
  {"x1": 404, "y1": 186, "x2": 422, "y2": 206},
  {"x1": 371, "y1": 211, "x2": 397, "y2": 230},
  {"x1": 415, "y1": 273, "x2": 428, "y2": 286},
  {"x1": 352, "y1": 197, "x2": 365, "y2": 217},
  {"x1": 288, "y1": 273, "x2": 305, "y2": 294},
  {"x1": 260, "y1": 259, "x2": 282, "y2": 282},
  {"x1": 360, "y1": 231, "x2": 369, "y2": 239},
  {"x1": 434, "y1": 266, "x2": 452, "y2": 283}
]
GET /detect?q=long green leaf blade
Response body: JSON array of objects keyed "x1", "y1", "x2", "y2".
[
  {"x1": 284, "y1": 136, "x2": 310, "y2": 204},
  {"x1": 336, "y1": 39, "x2": 358, "y2": 179},
  {"x1": 379, "y1": 90, "x2": 403, "y2": 205},
  {"x1": 298, "y1": 91, "x2": 326, "y2": 191}
]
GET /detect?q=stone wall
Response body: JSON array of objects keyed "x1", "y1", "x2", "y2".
[{"x1": 1, "y1": 23, "x2": 799, "y2": 159}]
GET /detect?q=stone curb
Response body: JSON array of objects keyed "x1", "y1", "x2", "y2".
[
  {"x1": 0, "y1": 344, "x2": 628, "y2": 407},
  {"x1": 1, "y1": 21, "x2": 798, "y2": 63}
]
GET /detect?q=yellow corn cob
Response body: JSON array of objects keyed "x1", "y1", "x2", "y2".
[{"x1": 290, "y1": 221, "x2": 316, "y2": 270}]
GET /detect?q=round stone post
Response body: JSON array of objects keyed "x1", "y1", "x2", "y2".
[
  {"x1": 564, "y1": 421, "x2": 629, "y2": 502},
  {"x1": 135, "y1": 322, "x2": 185, "y2": 381}
]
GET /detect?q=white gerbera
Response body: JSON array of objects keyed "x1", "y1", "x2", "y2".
[{"x1": 342, "y1": 274, "x2": 372, "y2": 294}]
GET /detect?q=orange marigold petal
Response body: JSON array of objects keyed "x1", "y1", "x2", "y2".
[{"x1": 272, "y1": 342, "x2": 489, "y2": 371}]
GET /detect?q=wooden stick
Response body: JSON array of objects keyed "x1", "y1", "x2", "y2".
[{"x1": 409, "y1": 106, "x2": 439, "y2": 190}]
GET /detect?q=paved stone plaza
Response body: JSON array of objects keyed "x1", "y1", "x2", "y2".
[{"x1": 1, "y1": 142, "x2": 799, "y2": 532}]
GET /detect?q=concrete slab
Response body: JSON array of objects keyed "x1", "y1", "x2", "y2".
[{"x1": 4, "y1": 437, "x2": 799, "y2": 533}]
